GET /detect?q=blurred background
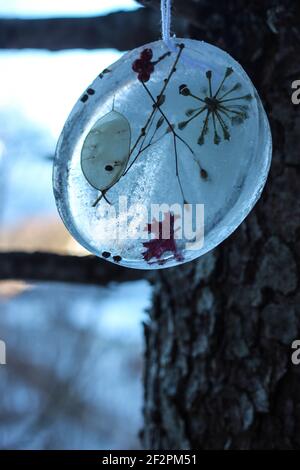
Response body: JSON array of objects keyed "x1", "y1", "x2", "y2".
[{"x1": 0, "y1": 0, "x2": 153, "y2": 450}]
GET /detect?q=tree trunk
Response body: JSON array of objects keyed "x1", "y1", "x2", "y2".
[{"x1": 142, "y1": 0, "x2": 300, "y2": 450}]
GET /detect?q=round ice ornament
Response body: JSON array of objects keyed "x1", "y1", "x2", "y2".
[{"x1": 53, "y1": 39, "x2": 272, "y2": 270}]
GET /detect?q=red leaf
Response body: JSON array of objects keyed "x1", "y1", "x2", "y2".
[{"x1": 142, "y1": 212, "x2": 184, "y2": 264}]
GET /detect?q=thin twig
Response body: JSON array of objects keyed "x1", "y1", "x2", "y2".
[
  {"x1": 141, "y1": 81, "x2": 201, "y2": 203},
  {"x1": 123, "y1": 43, "x2": 185, "y2": 176}
]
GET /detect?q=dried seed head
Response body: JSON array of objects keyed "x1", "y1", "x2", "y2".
[
  {"x1": 185, "y1": 109, "x2": 198, "y2": 117},
  {"x1": 179, "y1": 84, "x2": 190, "y2": 96},
  {"x1": 231, "y1": 82, "x2": 242, "y2": 91},
  {"x1": 198, "y1": 135, "x2": 205, "y2": 145},
  {"x1": 214, "y1": 132, "x2": 221, "y2": 145},
  {"x1": 225, "y1": 67, "x2": 234, "y2": 77},
  {"x1": 156, "y1": 116, "x2": 164, "y2": 129},
  {"x1": 224, "y1": 129, "x2": 230, "y2": 141},
  {"x1": 200, "y1": 169, "x2": 208, "y2": 180},
  {"x1": 166, "y1": 124, "x2": 175, "y2": 133},
  {"x1": 178, "y1": 121, "x2": 188, "y2": 130},
  {"x1": 157, "y1": 94, "x2": 166, "y2": 106}
]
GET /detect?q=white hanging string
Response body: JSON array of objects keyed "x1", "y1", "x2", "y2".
[
  {"x1": 161, "y1": 0, "x2": 172, "y2": 43},
  {"x1": 160, "y1": 0, "x2": 206, "y2": 71}
]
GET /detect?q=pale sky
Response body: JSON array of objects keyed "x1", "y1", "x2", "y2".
[
  {"x1": 0, "y1": 1, "x2": 140, "y2": 138},
  {"x1": 0, "y1": 0, "x2": 139, "y2": 17},
  {"x1": 0, "y1": 50, "x2": 122, "y2": 138}
]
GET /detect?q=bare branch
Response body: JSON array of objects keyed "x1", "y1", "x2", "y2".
[
  {"x1": 0, "y1": 252, "x2": 148, "y2": 285},
  {"x1": 0, "y1": 8, "x2": 187, "y2": 51}
]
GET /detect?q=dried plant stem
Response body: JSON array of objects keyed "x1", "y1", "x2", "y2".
[
  {"x1": 123, "y1": 43, "x2": 185, "y2": 176},
  {"x1": 141, "y1": 81, "x2": 200, "y2": 203},
  {"x1": 92, "y1": 190, "x2": 111, "y2": 207},
  {"x1": 92, "y1": 44, "x2": 189, "y2": 207}
]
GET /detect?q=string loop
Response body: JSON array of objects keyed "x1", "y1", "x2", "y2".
[{"x1": 161, "y1": 0, "x2": 172, "y2": 43}]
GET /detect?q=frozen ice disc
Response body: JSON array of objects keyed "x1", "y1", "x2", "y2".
[{"x1": 53, "y1": 38, "x2": 272, "y2": 270}]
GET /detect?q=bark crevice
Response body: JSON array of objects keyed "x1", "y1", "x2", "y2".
[{"x1": 142, "y1": 0, "x2": 300, "y2": 450}]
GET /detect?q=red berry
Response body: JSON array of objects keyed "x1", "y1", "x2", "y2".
[
  {"x1": 132, "y1": 59, "x2": 144, "y2": 73},
  {"x1": 145, "y1": 62, "x2": 154, "y2": 74},
  {"x1": 138, "y1": 72, "x2": 150, "y2": 82},
  {"x1": 140, "y1": 48, "x2": 153, "y2": 62}
]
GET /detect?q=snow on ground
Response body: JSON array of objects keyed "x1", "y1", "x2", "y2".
[{"x1": 0, "y1": 280, "x2": 151, "y2": 449}]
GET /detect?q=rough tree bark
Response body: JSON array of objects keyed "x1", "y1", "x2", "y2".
[{"x1": 142, "y1": 0, "x2": 300, "y2": 450}]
